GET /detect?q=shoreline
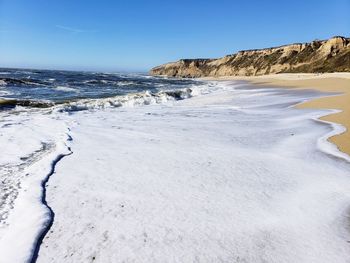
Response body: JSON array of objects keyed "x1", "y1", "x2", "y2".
[
  {"x1": 37, "y1": 82, "x2": 350, "y2": 262},
  {"x1": 2, "y1": 79, "x2": 350, "y2": 262},
  {"x1": 202, "y1": 73, "x2": 350, "y2": 156}
]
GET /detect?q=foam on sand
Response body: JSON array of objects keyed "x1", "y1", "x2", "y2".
[
  {"x1": 228, "y1": 73, "x2": 350, "y2": 155},
  {"x1": 39, "y1": 82, "x2": 350, "y2": 262},
  {"x1": 0, "y1": 112, "x2": 73, "y2": 263},
  {"x1": 1, "y1": 81, "x2": 350, "y2": 262}
]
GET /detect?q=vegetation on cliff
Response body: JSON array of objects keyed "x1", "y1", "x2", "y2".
[{"x1": 150, "y1": 36, "x2": 350, "y2": 77}]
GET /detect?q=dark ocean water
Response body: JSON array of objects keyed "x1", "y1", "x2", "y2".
[{"x1": 0, "y1": 68, "x2": 203, "y2": 110}]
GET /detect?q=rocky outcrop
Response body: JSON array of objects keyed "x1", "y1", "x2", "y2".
[{"x1": 150, "y1": 36, "x2": 350, "y2": 77}]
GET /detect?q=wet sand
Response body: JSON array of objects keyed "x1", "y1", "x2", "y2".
[
  {"x1": 204, "y1": 73, "x2": 350, "y2": 156},
  {"x1": 36, "y1": 83, "x2": 350, "y2": 262}
]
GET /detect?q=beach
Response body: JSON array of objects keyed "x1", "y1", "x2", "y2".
[
  {"x1": 1, "y1": 0, "x2": 349, "y2": 262},
  {"x1": 251, "y1": 73, "x2": 350, "y2": 156},
  {"x1": 204, "y1": 73, "x2": 350, "y2": 155},
  {"x1": 1, "y1": 77, "x2": 350, "y2": 262}
]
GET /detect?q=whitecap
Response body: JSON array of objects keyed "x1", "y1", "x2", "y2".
[
  {"x1": 116, "y1": 81, "x2": 136, "y2": 86},
  {"x1": 0, "y1": 90, "x2": 13, "y2": 96},
  {"x1": 55, "y1": 86, "x2": 78, "y2": 92},
  {"x1": 54, "y1": 87, "x2": 194, "y2": 113}
]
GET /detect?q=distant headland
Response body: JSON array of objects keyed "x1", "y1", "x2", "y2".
[{"x1": 150, "y1": 36, "x2": 350, "y2": 77}]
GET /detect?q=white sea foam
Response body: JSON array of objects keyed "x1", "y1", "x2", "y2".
[
  {"x1": 59, "y1": 81, "x2": 231, "y2": 112},
  {"x1": 53, "y1": 87, "x2": 197, "y2": 112},
  {"x1": 1, "y1": 81, "x2": 350, "y2": 263},
  {"x1": 0, "y1": 90, "x2": 13, "y2": 96},
  {"x1": 314, "y1": 111, "x2": 350, "y2": 162},
  {"x1": 15, "y1": 71, "x2": 37, "y2": 75},
  {"x1": 0, "y1": 112, "x2": 73, "y2": 263},
  {"x1": 54, "y1": 86, "x2": 78, "y2": 92},
  {"x1": 83, "y1": 79, "x2": 137, "y2": 86},
  {"x1": 116, "y1": 81, "x2": 136, "y2": 86}
]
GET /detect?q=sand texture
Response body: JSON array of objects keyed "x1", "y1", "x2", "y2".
[{"x1": 204, "y1": 73, "x2": 350, "y2": 156}]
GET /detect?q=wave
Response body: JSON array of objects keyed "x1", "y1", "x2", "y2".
[
  {"x1": 0, "y1": 87, "x2": 194, "y2": 112},
  {"x1": 0, "y1": 99, "x2": 54, "y2": 109},
  {"x1": 116, "y1": 81, "x2": 136, "y2": 86},
  {"x1": 55, "y1": 86, "x2": 78, "y2": 92},
  {"x1": 15, "y1": 70, "x2": 38, "y2": 75},
  {"x1": 313, "y1": 110, "x2": 350, "y2": 162},
  {"x1": 55, "y1": 88, "x2": 193, "y2": 112},
  {"x1": 82, "y1": 79, "x2": 107, "y2": 84},
  {"x1": 82, "y1": 79, "x2": 137, "y2": 86},
  {"x1": 0, "y1": 81, "x2": 228, "y2": 112},
  {"x1": 0, "y1": 90, "x2": 14, "y2": 96},
  {"x1": 0, "y1": 77, "x2": 47, "y2": 86}
]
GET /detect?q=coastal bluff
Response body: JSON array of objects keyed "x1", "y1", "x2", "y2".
[{"x1": 150, "y1": 36, "x2": 350, "y2": 77}]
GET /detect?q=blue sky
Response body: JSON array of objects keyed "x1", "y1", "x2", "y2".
[{"x1": 0, "y1": 0, "x2": 349, "y2": 72}]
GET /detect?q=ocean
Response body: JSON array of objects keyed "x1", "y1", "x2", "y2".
[{"x1": 0, "y1": 68, "x2": 207, "y2": 111}]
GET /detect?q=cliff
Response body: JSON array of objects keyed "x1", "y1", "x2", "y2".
[{"x1": 150, "y1": 36, "x2": 350, "y2": 77}]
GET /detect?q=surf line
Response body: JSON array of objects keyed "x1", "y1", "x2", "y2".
[{"x1": 30, "y1": 134, "x2": 73, "y2": 263}]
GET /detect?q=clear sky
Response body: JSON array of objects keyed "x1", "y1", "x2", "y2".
[{"x1": 0, "y1": 0, "x2": 349, "y2": 72}]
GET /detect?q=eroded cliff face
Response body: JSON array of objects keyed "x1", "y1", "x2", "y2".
[{"x1": 150, "y1": 36, "x2": 350, "y2": 77}]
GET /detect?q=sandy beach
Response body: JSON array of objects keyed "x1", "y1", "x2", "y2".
[
  {"x1": 31, "y1": 82, "x2": 350, "y2": 262},
  {"x1": 204, "y1": 73, "x2": 350, "y2": 156},
  {"x1": 1, "y1": 0, "x2": 349, "y2": 262},
  {"x1": 1, "y1": 79, "x2": 350, "y2": 262}
]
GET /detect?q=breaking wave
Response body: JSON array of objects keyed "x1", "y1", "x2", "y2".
[
  {"x1": 0, "y1": 77, "x2": 47, "y2": 86},
  {"x1": 0, "y1": 87, "x2": 202, "y2": 112},
  {"x1": 0, "y1": 69, "x2": 226, "y2": 113},
  {"x1": 0, "y1": 99, "x2": 54, "y2": 110},
  {"x1": 55, "y1": 86, "x2": 78, "y2": 92},
  {"x1": 54, "y1": 88, "x2": 194, "y2": 112}
]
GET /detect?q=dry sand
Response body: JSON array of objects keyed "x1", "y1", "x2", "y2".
[{"x1": 204, "y1": 73, "x2": 350, "y2": 156}]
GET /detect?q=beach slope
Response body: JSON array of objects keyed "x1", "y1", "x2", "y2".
[
  {"x1": 248, "y1": 73, "x2": 350, "y2": 155},
  {"x1": 35, "y1": 82, "x2": 350, "y2": 262}
]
